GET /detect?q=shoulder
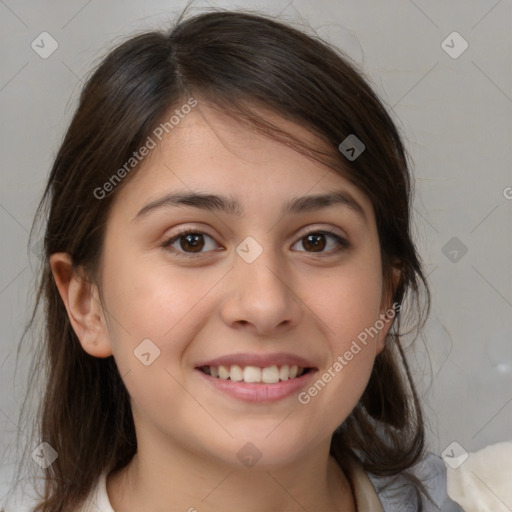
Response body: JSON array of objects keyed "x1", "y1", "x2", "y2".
[
  {"x1": 367, "y1": 452, "x2": 466, "y2": 512},
  {"x1": 446, "y1": 441, "x2": 512, "y2": 512},
  {"x1": 75, "y1": 472, "x2": 115, "y2": 512}
]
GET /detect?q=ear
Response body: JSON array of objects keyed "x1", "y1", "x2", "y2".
[
  {"x1": 49, "y1": 252, "x2": 113, "y2": 358},
  {"x1": 375, "y1": 266, "x2": 401, "y2": 355}
]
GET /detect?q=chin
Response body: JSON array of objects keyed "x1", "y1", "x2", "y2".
[{"x1": 205, "y1": 427, "x2": 322, "y2": 470}]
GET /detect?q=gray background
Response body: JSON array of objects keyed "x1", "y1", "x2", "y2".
[{"x1": 1, "y1": 0, "x2": 511, "y2": 508}]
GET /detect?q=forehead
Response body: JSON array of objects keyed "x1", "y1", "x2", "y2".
[{"x1": 111, "y1": 102, "x2": 373, "y2": 217}]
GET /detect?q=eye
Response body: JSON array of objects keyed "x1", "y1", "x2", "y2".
[
  {"x1": 162, "y1": 229, "x2": 221, "y2": 257},
  {"x1": 291, "y1": 230, "x2": 349, "y2": 254},
  {"x1": 162, "y1": 228, "x2": 349, "y2": 258}
]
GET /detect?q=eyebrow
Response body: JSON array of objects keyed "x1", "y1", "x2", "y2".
[{"x1": 133, "y1": 189, "x2": 367, "y2": 222}]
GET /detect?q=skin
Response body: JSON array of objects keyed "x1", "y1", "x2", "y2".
[{"x1": 50, "y1": 102, "x2": 397, "y2": 512}]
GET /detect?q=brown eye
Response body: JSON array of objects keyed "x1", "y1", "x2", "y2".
[
  {"x1": 180, "y1": 233, "x2": 205, "y2": 253},
  {"x1": 292, "y1": 230, "x2": 349, "y2": 255},
  {"x1": 302, "y1": 233, "x2": 327, "y2": 252},
  {"x1": 163, "y1": 230, "x2": 220, "y2": 257}
]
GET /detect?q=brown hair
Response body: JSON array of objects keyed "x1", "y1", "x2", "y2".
[{"x1": 16, "y1": 8, "x2": 432, "y2": 511}]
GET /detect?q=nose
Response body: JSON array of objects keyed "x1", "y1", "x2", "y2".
[{"x1": 219, "y1": 242, "x2": 303, "y2": 336}]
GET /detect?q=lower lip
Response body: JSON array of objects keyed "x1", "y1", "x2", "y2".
[{"x1": 195, "y1": 369, "x2": 317, "y2": 402}]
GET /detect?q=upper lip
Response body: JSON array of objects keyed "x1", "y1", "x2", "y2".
[{"x1": 195, "y1": 352, "x2": 317, "y2": 369}]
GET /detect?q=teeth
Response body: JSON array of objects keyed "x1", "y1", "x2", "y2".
[
  {"x1": 218, "y1": 365, "x2": 229, "y2": 380},
  {"x1": 243, "y1": 366, "x2": 261, "y2": 383},
  {"x1": 279, "y1": 364, "x2": 290, "y2": 381},
  {"x1": 230, "y1": 365, "x2": 243, "y2": 382},
  {"x1": 204, "y1": 364, "x2": 305, "y2": 383},
  {"x1": 261, "y1": 365, "x2": 279, "y2": 384}
]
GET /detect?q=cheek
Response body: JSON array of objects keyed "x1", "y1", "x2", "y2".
[
  {"x1": 100, "y1": 251, "x2": 224, "y2": 369},
  {"x1": 304, "y1": 249, "x2": 383, "y2": 415},
  {"x1": 99, "y1": 256, "x2": 217, "y2": 420},
  {"x1": 103, "y1": 253, "x2": 197, "y2": 335},
  {"x1": 317, "y1": 254, "x2": 383, "y2": 346}
]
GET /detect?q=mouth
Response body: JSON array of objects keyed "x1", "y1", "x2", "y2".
[
  {"x1": 194, "y1": 353, "x2": 318, "y2": 402},
  {"x1": 198, "y1": 364, "x2": 312, "y2": 384},
  {"x1": 194, "y1": 354, "x2": 318, "y2": 402}
]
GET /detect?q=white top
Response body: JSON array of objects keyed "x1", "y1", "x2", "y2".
[
  {"x1": 77, "y1": 453, "x2": 464, "y2": 511},
  {"x1": 79, "y1": 471, "x2": 114, "y2": 512},
  {"x1": 77, "y1": 460, "x2": 383, "y2": 512}
]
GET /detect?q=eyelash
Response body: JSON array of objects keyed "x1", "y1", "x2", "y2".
[{"x1": 161, "y1": 228, "x2": 350, "y2": 259}]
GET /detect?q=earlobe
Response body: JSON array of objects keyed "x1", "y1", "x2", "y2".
[
  {"x1": 375, "y1": 306, "x2": 396, "y2": 355},
  {"x1": 376, "y1": 266, "x2": 401, "y2": 355},
  {"x1": 49, "y1": 252, "x2": 113, "y2": 358}
]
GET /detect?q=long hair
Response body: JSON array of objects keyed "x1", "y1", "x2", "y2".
[{"x1": 15, "y1": 8, "x2": 432, "y2": 511}]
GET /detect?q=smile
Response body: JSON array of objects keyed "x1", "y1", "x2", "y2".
[{"x1": 199, "y1": 364, "x2": 310, "y2": 384}]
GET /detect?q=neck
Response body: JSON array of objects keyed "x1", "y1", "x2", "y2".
[{"x1": 107, "y1": 433, "x2": 355, "y2": 512}]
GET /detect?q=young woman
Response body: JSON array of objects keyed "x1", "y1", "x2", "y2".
[{"x1": 18, "y1": 8, "x2": 464, "y2": 512}]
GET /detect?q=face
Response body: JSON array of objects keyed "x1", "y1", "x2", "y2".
[{"x1": 86, "y1": 103, "x2": 394, "y2": 468}]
